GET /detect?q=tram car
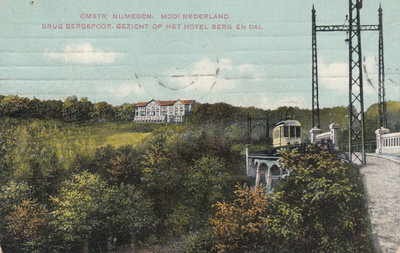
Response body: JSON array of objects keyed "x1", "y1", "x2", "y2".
[{"x1": 272, "y1": 119, "x2": 302, "y2": 147}]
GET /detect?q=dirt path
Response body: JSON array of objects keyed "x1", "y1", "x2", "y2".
[{"x1": 360, "y1": 155, "x2": 400, "y2": 253}]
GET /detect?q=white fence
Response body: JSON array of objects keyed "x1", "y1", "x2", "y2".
[{"x1": 375, "y1": 127, "x2": 400, "y2": 155}]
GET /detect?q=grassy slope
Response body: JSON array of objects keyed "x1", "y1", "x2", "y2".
[{"x1": 1, "y1": 118, "x2": 154, "y2": 176}]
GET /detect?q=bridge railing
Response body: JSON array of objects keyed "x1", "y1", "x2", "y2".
[
  {"x1": 339, "y1": 141, "x2": 376, "y2": 154},
  {"x1": 310, "y1": 123, "x2": 339, "y2": 150},
  {"x1": 376, "y1": 127, "x2": 400, "y2": 154}
]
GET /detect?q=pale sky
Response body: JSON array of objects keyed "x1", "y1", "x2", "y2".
[{"x1": 0, "y1": 0, "x2": 399, "y2": 109}]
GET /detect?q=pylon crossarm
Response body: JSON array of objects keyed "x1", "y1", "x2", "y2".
[{"x1": 316, "y1": 24, "x2": 379, "y2": 32}]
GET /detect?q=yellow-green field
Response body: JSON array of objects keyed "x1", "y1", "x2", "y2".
[
  {"x1": 103, "y1": 132, "x2": 151, "y2": 148},
  {"x1": 1, "y1": 118, "x2": 158, "y2": 175}
]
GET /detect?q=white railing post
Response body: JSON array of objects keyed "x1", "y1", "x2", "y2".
[
  {"x1": 375, "y1": 127, "x2": 390, "y2": 154},
  {"x1": 329, "y1": 123, "x2": 340, "y2": 150},
  {"x1": 310, "y1": 128, "x2": 322, "y2": 144}
]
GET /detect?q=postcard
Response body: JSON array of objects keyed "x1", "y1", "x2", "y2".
[{"x1": 0, "y1": 0, "x2": 399, "y2": 252}]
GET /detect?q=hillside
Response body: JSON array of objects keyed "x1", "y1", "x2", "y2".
[
  {"x1": 0, "y1": 118, "x2": 156, "y2": 182},
  {"x1": 0, "y1": 102, "x2": 380, "y2": 252},
  {"x1": 187, "y1": 101, "x2": 400, "y2": 146}
]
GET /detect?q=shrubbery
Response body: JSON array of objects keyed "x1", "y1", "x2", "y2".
[
  {"x1": 0, "y1": 120, "x2": 242, "y2": 252},
  {"x1": 0, "y1": 95, "x2": 135, "y2": 122},
  {"x1": 199, "y1": 147, "x2": 373, "y2": 253},
  {"x1": 0, "y1": 97, "x2": 377, "y2": 252}
]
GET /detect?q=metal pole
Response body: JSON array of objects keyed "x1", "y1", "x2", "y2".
[
  {"x1": 378, "y1": 5, "x2": 387, "y2": 128},
  {"x1": 348, "y1": 0, "x2": 366, "y2": 164},
  {"x1": 312, "y1": 5, "x2": 320, "y2": 129}
]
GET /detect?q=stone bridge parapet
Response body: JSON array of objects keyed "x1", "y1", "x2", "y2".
[
  {"x1": 309, "y1": 123, "x2": 339, "y2": 150},
  {"x1": 375, "y1": 127, "x2": 400, "y2": 155}
]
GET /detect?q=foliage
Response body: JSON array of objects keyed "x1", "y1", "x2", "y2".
[
  {"x1": 182, "y1": 227, "x2": 215, "y2": 253},
  {"x1": 4, "y1": 199, "x2": 51, "y2": 252},
  {"x1": 365, "y1": 101, "x2": 400, "y2": 142},
  {"x1": 0, "y1": 181, "x2": 35, "y2": 246},
  {"x1": 89, "y1": 145, "x2": 142, "y2": 185},
  {"x1": 50, "y1": 171, "x2": 112, "y2": 251},
  {"x1": 183, "y1": 156, "x2": 235, "y2": 228},
  {"x1": 140, "y1": 135, "x2": 182, "y2": 237},
  {"x1": 0, "y1": 95, "x2": 30, "y2": 118},
  {"x1": 186, "y1": 103, "x2": 350, "y2": 143},
  {"x1": 275, "y1": 147, "x2": 373, "y2": 252},
  {"x1": 114, "y1": 103, "x2": 136, "y2": 121},
  {"x1": 50, "y1": 171, "x2": 154, "y2": 252},
  {"x1": 92, "y1": 102, "x2": 115, "y2": 121},
  {"x1": 0, "y1": 118, "x2": 151, "y2": 173},
  {"x1": 62, "y1": 96, "x2": 93, "y2": 122},
  {"x1": 202, "y1": 147, "x2": 373, "y2": 253},
  {"x1": 209, "y1": 185, "x2": 301, "y2": 253},
  {"x1": 0, "y1": 181, "x2": 34, "y2": 217}
]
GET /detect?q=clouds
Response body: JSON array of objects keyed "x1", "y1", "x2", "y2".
[
  {"x1": 44, "y1": 43, "x2": 117, "y2": 64},
  {"x1": 106, "y1": 83, "x2": 146, "y2": 98},
  {"x1": 319, "y1": 56, "x2": 377, "y2": 95},
  {"x1": 161, "y1": 57, "x2": 266, "y2": 94}
]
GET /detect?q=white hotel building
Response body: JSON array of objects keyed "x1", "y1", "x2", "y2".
[{"x1": 133, "y1": 99, "x2": 196, "y2": 123}]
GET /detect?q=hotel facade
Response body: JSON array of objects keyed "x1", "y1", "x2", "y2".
[{"x1": 133, "y1": 99, "x2": 196, "y2": 123}]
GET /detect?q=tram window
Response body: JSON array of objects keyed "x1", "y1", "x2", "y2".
[
  {"x1": 290, "y1": 126, "x2": 295, "y2": 137},
  {"x1": 296, "y1": 126, "x2": 301, "y2": 137},
  {"x1": 283, "y1": 126, "x2": 289, "y2": 137}
]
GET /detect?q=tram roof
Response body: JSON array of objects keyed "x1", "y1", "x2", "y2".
[{"x1": 275, "y1": 120, "x2": 301, "y2": 127}]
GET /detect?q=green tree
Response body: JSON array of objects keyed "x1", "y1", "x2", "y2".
[
  {"x1": 114, "y1": 103, "x2": 135, "y2": 121},
  {"x1": 89, "y1": 145, "x2": 142, "y2": 185},
  {"x1": 4, "y1": 199, "x2": 51, "y2": 252},
  {"x1": 92, "y1": 102, "x2": 115, "y2": 121},
  {"x1": 107, "y1": 184, "x2": 155, "y2": 248},
  {"x1": 50, "y1": 171, "x2": 153, "y2": 252},
  {"x1": 50, "y1": 171, "x2": 114, "y2": 251},
  {"x1": 0, "y1": 181, "x2": 35, "y2": 250},
  {"x1": 28, "y1": 98, "x2": 45, "y2": 118},
  {"x1": 108, "y1": 146, "x2": 142, "y2": 185},
  {"x1": 0, "y1": 95, "x2": 30, "y2": 117},
  {"x1": 62, "y1": 96, "x2": 93, "y2": 122},
  {"x1": 140, "y1": 135, "x2": 182, "y2": 237},
  {"x1": 209, "y1": 185, "x2": 301, "y2": 253},
  {"x1": 183, "y1": 156, "x2": 235, "y2": 227},
  {"x1": 62, "y1": 96, "x2": 79, "y2": 121},
  {"x1": 275, "y1": 147, "x2": 373, "y2": 252},
  {"x1": 42, "y1": 100, "x2": 63, "y2": 119}
]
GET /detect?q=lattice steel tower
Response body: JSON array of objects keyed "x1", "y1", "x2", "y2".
[
  {"x1": 378, "y1": 5, "x2": 386, "y2": 128},
  {"x1": 311, "y1": 5, "x2": 320, "y2": 129},
  {"x1": 311, "y1": 0, "x2": 385, "y2": 165},
  {"x1": 347, "y1": 0, "x2": 366, "y2": 164}
]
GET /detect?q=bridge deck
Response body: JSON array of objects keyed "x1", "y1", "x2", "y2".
[{"x1": 361, "y1": 154, "x2": 400, "y2": 253}]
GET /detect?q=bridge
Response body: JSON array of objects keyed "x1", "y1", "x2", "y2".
[{"x1": 360, "y1": 154, "x2": 400, "y2": 253}]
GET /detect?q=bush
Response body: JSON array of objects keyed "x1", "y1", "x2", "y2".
[
  {"x1": 209, "y1": 185, "x2": 301, "y2": 253},
  {"x1": 4, "y1": 199, "x2": 51, "y2": 252},
  {"x1": 50, "y1": 171, "x2": 154, "y2": 252},
  {"x1": 182, "y1": 227, "x2": 215, "y2": 253},
  {"x1": 202, "y1": 147, "x2": 374, "y2": 253},
  {"x1": 275, "y1": 147, "x2": 374, "y2": 252}
]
